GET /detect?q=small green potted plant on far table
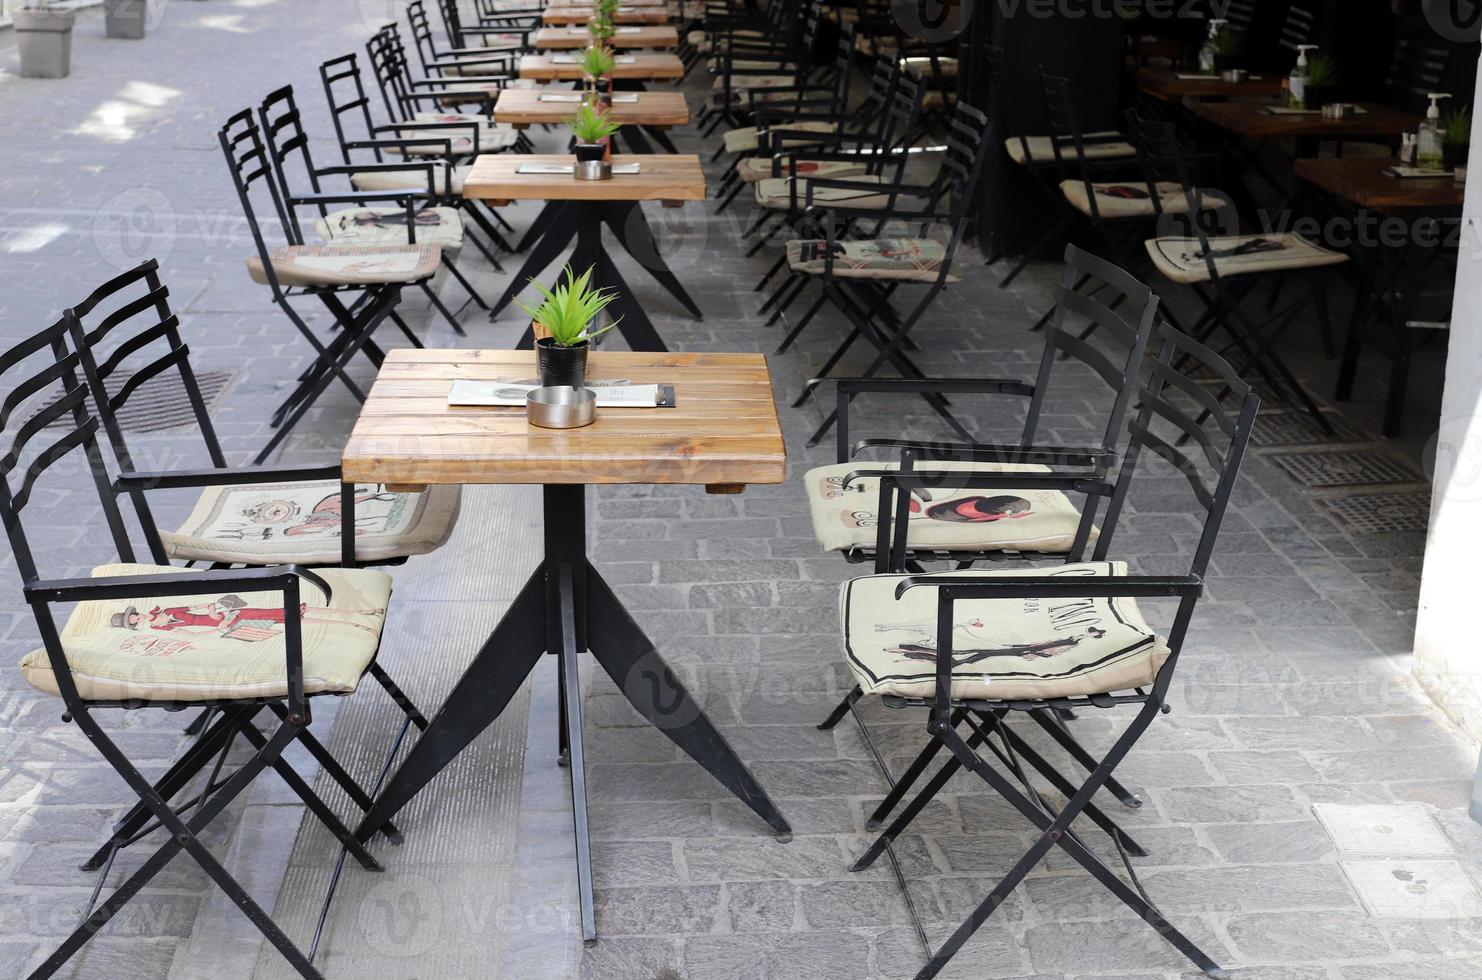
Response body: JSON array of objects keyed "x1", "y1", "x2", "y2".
[
  {"x1": 569, "y1": 101, "x2": 622, "y2": 178},
  {"x1": 1211, "y1": 26, "x2": 1243, "y2": 73},
  {"x1": 1301, "y1": 54, "x2": 1341, "y2": 110},
  {"x1": 14, "y1": 0, "x2": 77, "y2": 78},
  {"x1": 516, "y1": 264, "x2": 620, "y2": 390},
  {"x1": 581, "y1": 44, "x2": 617, "y2": 103},
  {"x1": 1443, "y1": 104, "x2": 1472, "y2": 173}
]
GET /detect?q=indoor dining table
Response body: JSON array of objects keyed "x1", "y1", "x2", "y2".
[
  {"x1": 345, "y1": 348, "x2": 792, "y2": 942},
  {"x1": 542, "y1": 3, "x2": 675, "y2": 24},
  {"x1": 532, "y1": 24, "x2": 679, "y2": 49},
  {"x1": 464, "y1": 152, "x2": 707, "y2": 348},
  {"x1": 518, "y1": 51, "x2": 686, "y2": 83},
  {"x1": 493, "y1": 88, "x2": 689, "y2": 153}
]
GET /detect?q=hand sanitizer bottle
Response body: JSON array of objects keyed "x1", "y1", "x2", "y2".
[
  {"x1": 1200, "y1": 19, "x2": 1228, "y2": 74},
  {"x1": 1418, "y1": 93, "x2": 1453, "y2": 170},
  {"x1": 1289, "y1": 45, "x2": 1318, "y2": 108}
]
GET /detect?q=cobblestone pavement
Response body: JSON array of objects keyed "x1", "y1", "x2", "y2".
[{"x1": 3, "y1": 3, "x2": 1482, "y2": 979}]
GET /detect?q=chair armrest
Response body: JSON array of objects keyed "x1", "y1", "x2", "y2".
[
  {"x1": 852, "y1": 439, "x2": 1112, "y2": 467},
  {"x1": 893, "y1": 574, "x2": 1203, "y2": 601},
  {"x1": 115, "y1": 464, "x2": 342, "y2": 492},
  {"x1": 288, "y1": 191, "x2": 432, "y2": 208},
  {"x1": 839, "y1": 468, "x2": 1112, "y2": 495},
  {"x1": 345, "y1": 137, "x2": 457, "y2": 157},
  {"x1": 25, "y1": 565, "x2": 333, "y2": 606},
  {"x1": 833, "y1": 378, "x2": 1033, "y2": 463}
]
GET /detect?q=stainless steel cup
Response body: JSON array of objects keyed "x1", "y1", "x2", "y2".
[
  {"x1": 574, "y1": 160, "x2": 613, "y2": 181},
  {"x1": 527, "y1": 386, "x2": 597, "y2": 428}
]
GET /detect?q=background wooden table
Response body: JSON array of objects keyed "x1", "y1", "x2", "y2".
[
  {"x1": 1136, "y1": 66, "x2": 1284, "y2": 100},
  {"x1": 461, "y1": 152, "x2": 705, "y2": 204},
  {"x1": 342, "y1": 350, "x2": 787, "y2": 491},
  {"x1": 493, "y1": 90, "x2": 689, "y2": 129},
  {"x1": 1190, "y1": 101, "x2": 1420, "y2": 141},
  {"x1": 533, "y1": 25, "x2": 678, "y2": 48},
  {"x1": 519, "y1": 52, "x2": 685, "y2": 82},
  {"x1": 542, "y1": 4, "x2": 674, "y2": 24}
]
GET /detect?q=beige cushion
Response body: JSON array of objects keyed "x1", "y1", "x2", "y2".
[
  {"x1": 710, "y1": 73, "x2": 799, "y2": 105},
  {"x1": 1060, "y1": 179, "x2": 1202, "y2": 219},
  {"x1": 246, "y1": 244, "x2": 441, "y2": 288},
  {"x1": 738, "y1": 156, "x2": 867, "y2": 183},
  {"x1": 313, "y1": 206, "x2": 465, "y2": 250},
  {"x1": 900, "y1": 55, "x2": 958, "y2": 77},
  {"x1": 806, "y1": 460, "x2": 1091, "y2": 553},
  {"x1": 921, "y1": 90, "x2": 957, "y2": 110},
  {"x1": 159, "y1": 481, "x2": 462, "y2": 566},
  {"x1": 351, "y1": 163, "x2": 469, "y2": 196},
  {"x1": 20, "y1": 563, "x2": 392, "y2": 703},
  {"x1": 1006, "y1": 131, "x2": 1136, "y2": 166},
  {"x1": 1145, "y1": 232, "x2": 1348, "y2": 286},
  {"x1": 841, "y1": 562, "x2": 1169, "y2": 702},
  {"x1": 722, "y1": 120, "x2": 836, "y2": 154},
  {"x1": 785, "y1": 238, "x2": 957, "y2": 283},
  {"x1": 755, "y1": 174, "x2": 889, "y2": 209},
  {"x1": 412, "y1": 111, "x2": 522, "y2": 150}
]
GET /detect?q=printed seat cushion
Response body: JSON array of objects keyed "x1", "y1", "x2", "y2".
[
  {"x1": 805, "y1": 460, "x2": 1090, "y2": 552},
  {"x1": 246, "y1": 244, "x2": 442, "y2": 288},
  {"x1": 312, "y1": 206, "x2": 465, "y2": 250},
  {"x1": 841, "y1": 562, "x2": 1169, "y2": 702},
  {"x1": 785, "y1": 238, "x2": 958, "y2": 283},
  {"x1": 20, "y1": 563, "x2": 393, "y2": 703},
  {"x1": 1060, "y1": 180, "x2": 1204, "y2": 219},
  {"x1": 411, "y1": 112, "x2": 522, "y2": 150},
  {"x1": 1145, "y1": 232, "x2": 1348, "y2": 285},
  {"x1": 351, "y1": 163, "x2": 470, "y2": 196},
  {"x1": 1006, "y1": 131, "x2": 1136, "y2": 166},
  {"x1": 722, "y1": 120, "x2": 837, "y2": 154},
  {"x1": 158, "y1": 481, "x2": 462, "y2": 566},
  {"x1": 737, "y1": 156, "x2": 867, "y2": 183},
  {"x1": 755, "y1": 174, "x2": 888, "y2": 209}
]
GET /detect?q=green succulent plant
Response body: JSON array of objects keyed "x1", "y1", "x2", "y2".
[
  {"x1": 1443, "y1": 104, "x2": 1472, "y2": 146},
  {"x1": 515, "y1": 265, "x2": 620, "y2": 347},
  {"x1": 568, "y1": 101, "x2": 621, "y2": 144},
  {"x1": 1304, "y1": 53, "x2": 1340, "y2": 88},
  {"x1": 1212, "y1": 26, "x2": 1240, "y2": 56},
  {"x1": 580, "y1": 44, "x2": 616, "y2": 81}
]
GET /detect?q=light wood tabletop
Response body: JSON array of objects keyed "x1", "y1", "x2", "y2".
[
  {"x1": 518, "y1": 51, "x2": 685, "y2": 81},
  {"x1": 341, "y1": 350, "x2": 787, "y2": 491},
  {"x1": 493, "y1": 89, "x2": 690, "y2": 128},
  {"x1": 1189, "y1": 101, "x2": 1421, "y2": 141},
  {"x1": 1136, "y1": 66, "x2": 1284, "y2": 101},
  {"x1": 542, "y1": 4, "x2": 674, "y2": 24},
  {"x1": 1294, "y1": 157, "x2": 1465, "y2": 213},
  {"x1": 461, "y1": 153, "x2": 705, "y2": 203},
  {"x1": 533, "y1": 25, "x2": 679, "y2": 48}
]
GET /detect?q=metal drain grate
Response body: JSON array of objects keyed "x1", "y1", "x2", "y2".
[
  {"x1": 1252, "y1": 410, "x2": 1367, "y2": 447},
  {"x1": 36, "y1": 371, "x2": 236, "y2": 434},
  {"x1": 1317, "y1": 491, "x2": 1432, "y2": 534},
  {"x1": 1267, "y1": 450, "x2": 1422, "y2": 488}
]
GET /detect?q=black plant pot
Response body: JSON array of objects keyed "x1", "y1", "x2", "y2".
[
  {"x1": 574, "y1": 143, "x2": 605, "y2": 163},
  {"x1": 536, "y1": 338, "x2": 590, "y2": 390},
  {"x1": 1303, "y1": 85, "x2": 1338, "y2": 110},
  {"x1": 1444, "y1": 142, "x2": 1470, "y2": 172}
]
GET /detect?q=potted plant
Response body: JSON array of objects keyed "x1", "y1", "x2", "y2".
[
  {"x1": 14, "y1": 1, "x2": 77, "y2": 79},
  {"x1": 104, "y1": 0, "x2": 149, "y2": 40},
  {"x1": 1301, "y1": 54, "x2": 1341, "y2": 110},
  {"x1": 1443, "y1": 104, "x2": 1472, "y2": 172},
  {"x1": 1211, "y1": 26, "x2": 1242, "y2": 73},
  {"x1": 580, "y1": 44, "x2": 616, "y2": 102},
  {"x1": 569, "y1": 100, "x2": 621, "y2": 174},
  {"x1": 516, "y1": 265, "x2": 620, "y2": 390}
]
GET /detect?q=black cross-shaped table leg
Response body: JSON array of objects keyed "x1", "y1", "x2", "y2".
[{"x1": 353, "y1": 485, "x2": 791, "y2": 941}]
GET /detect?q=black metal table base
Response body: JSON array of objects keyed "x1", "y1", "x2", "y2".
[{"x1": 352, "y1": 485, "x2": 790, "y2": 941}]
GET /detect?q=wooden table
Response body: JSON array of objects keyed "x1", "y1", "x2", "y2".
[
  {"x1": 542, "y1": 3, "x2": 674, "y2": 24},
  {"x1": 1136, "y1": 66, "x2": 1284, "y2": 101},
  {"x1": 464, "y1": 154, "x2": 707, "y2": 348},
  {"x1": 1189, "y1": 101, "x2": 1420, "y2": 144},
  {"x1": 533, "y1": 25, "x2": 679, "y2": 48},
  {"x1": 493, "y1": 88, "x2": 690, "y2": 130},
  {"x1": 346, "y1": 349, "x2": 790, "y2": 942},
  {"x1": 1294, "y1": 157, "x2": 1462, "y2": 436},
  {"x1": 518, "y1": 51, "x2": 685, "y2": 82}
]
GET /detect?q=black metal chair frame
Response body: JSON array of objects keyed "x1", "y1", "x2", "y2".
[
  {"x1": 218, "y1": 108, "x2": 421, "y2": 465},
  {"x1": 0, "y1": 321, "x2": 399, "y2": 980},
  {"x1": 849, "y1": 323, "x2": 1258, "y2": 980},
  {"x1": 411, "y1": 0, "x2": 525, "y2": 84}
]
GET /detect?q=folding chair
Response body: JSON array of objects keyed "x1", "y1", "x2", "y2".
[
  {"x1": 453, "y1": 0, "x2": 542, "y2": 49},
  {"x1": 839, "y1": 322, "x2": 1258, "y2": 980},
  {"x1": 411, "y1": 0, "x2": 527, "y2": 78},
  {"x1": 1129, "y1": 111, "x2": 1344, "y2": 434},
  {"x1": 780, "y1": 101, "x2": 993, "y2": 446},
  {"x1": 811, "y1": 245, "x2": 1160, "y2": 817},
  {"x1": 256, "y1": 84, "x2": 493, "y2": 330},
  {"x1": 703, "y1": 0, "x2": 822, "y2": 134},
  {"x1": 0, "y1": 320, "x2": 400, "y2": 980},
  {"x1": 218, "y1": 108, "x2": 440, "y2": 465}
]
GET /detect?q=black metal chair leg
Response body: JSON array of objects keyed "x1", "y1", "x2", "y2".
[{"x1": 1029, "y1": 708, "x2": 1142, "y2": 809}]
